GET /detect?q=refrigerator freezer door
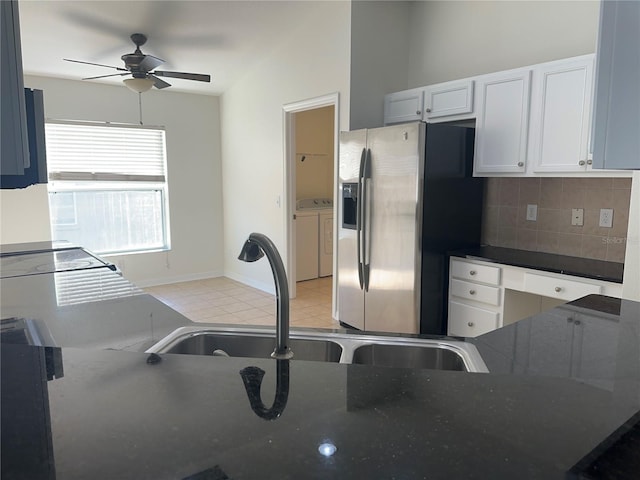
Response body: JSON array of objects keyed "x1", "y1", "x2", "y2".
[
  {"x1": 338, "y1": 129, "x2": 367, "y2": 330},
  {"x1": 364, "y1": 122, "x2": 425, "y2": 334}
]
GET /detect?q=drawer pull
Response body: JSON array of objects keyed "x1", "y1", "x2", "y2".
[
  {"x1": 554, "y1": 286, "x2": 562, "y2": 293},
  {"x1": 469, "y1": 290, "x2": 476, "y2": 295},
  {"x1": 469, "y1": 270, "x2": 476, "y2": 276},
  {"x1": 467, "y1": 322, "x2": 474, "y2": 327}
]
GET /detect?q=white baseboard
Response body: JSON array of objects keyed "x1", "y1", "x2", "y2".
[
  {"x1": 225, "y1": 271, "x2": 276, "y2": 295},
  {"x1": 134, "y1": 270, "x2": 225, "y2": 288}
]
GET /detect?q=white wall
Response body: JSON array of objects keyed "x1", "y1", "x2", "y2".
[
  {"x1": 623, "y1": 172, "x2": 640, "y2": 300},
  {"x1": 350, "y1": 0, "x2": 411, "y2": 129},
  {"x1": 407, "y1": 0, "x2": 599, "y2": 87},
  {"x1": 220, "y1": 1, "x2": 351, "y2": 293},
  {"x1": 3, "y1": 75, "x2": 224, "y2": 286},
  {"x1": 0, "y1": 184, "x2": 51, "y2": 243}
]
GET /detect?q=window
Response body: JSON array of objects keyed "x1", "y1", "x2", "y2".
[{"x1": 45, "y1": 121, "x2": 170, "y2": 255}]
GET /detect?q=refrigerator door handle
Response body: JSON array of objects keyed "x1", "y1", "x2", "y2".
[
  {"x1": 356, "y1": 147, "x2": 366, "y2": 290},
  {"x1": 362, "y1": 148, "x2": 372, "y2": 292}
]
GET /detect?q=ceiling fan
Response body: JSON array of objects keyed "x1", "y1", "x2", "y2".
[{"x1": 64, "y1": 33, "x2": 211, "y2": 93}]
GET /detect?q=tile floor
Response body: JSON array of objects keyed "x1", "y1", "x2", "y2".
[{"x1": 145, "y1": 276, "x2": 338, "y2": 329}]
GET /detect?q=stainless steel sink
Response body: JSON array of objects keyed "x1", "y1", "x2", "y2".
[
  {"x1": 161, "y1": 331, "x2": 343, "y2": 363},
  {"x1": 351, "y1": 343, "x2": 466, "y2": 371},
  {"x1": 146, "y1": 326, "x2": 488, "y2": 373}
]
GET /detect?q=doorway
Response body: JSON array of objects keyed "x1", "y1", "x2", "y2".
[{"x1": 283, "y1": 93, "x2": 339, "y2": 320}]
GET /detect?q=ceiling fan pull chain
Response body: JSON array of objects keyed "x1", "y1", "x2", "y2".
[{"x1": 138, "y1": 92, "x2": 144, "y2": 126}]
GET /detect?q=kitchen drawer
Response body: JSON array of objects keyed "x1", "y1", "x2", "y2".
[
  {"x1": 450, "y1": 278, "x2": 501, "y2": 306},
  {"x1": 523, "y1": 272, "x2": 602, "y2": 301},
  {"x1": 450, "y1": 259, "x2": 501, "y2": 286},
  {"x1": 448, "y1": 301, "x2": 500, "y2": 338}
]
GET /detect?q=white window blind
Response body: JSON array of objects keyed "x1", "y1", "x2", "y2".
[
  {"x1": 45, "y1": 121, "x2": 166, "y2": 182},
  {"x1": 45, "y1": 120, "x2": 170, "y2": 256}
]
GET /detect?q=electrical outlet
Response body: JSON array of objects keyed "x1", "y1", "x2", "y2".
[
  {"x1": 599, "y1": 208, "x2": 614, "y2": 228},
  {"x1": 571, "y1": 208, "x2": 584, "y2": 226},
  {"x1": 526, "y1": 204, "x2": 538, "y2": 221}
]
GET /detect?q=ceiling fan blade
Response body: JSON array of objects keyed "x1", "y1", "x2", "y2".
[
  {"x1": 82, "y1": 73, "x2": 131, "y2": 81},
  {"x1": 149, "y1": 75, "x2": 171, "y2": 90},
  {"x1": 64, "y1": 58, "x2": 128, "y2": 72},
  {"x1": 153, "y1": 70, "x2": 211, "y2": 83},
  {"x1": 139, "y1": 55, "x2": 165, "y2": 72}
]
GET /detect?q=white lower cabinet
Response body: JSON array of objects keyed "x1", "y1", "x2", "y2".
[
  {"x1": 448, "y1": 259, "x2": 502, "y2": 337},
  {"x1": 447, "y1": 257, "x2": 622, "y2": 338},
  {"x1": 450, "y1": 278, "x2": 500, "y2": 305},
  {"x1": 522, "y1": 272, "x2": 602, "y2": 301},
  {"x1": 448, "y1": 301, "x2": 500, "y2": 337}
]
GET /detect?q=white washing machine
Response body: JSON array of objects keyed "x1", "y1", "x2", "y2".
[
  {"x1": 319, "y1": 210, "x2": 333, "y2": 277},
  {"x1": 296, "y1": 198, "x2": 333, "y2": 281}
]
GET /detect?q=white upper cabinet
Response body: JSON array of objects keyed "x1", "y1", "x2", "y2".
[
  {"x1": 383, "y1": 87, "x2": 424, "y2": 125},
  {"x1": 383, "y1": 49, "x2": 632, "y2": 176},
  {"x1": 423, "y1": 79, "x2": 474, "y2": 122},
  {"x1": 591, "y1": 0, "x2": 640, "y2": 170},
  {"x1": 473, "y1": 68, "x2": 532, "y2": 175},
  {"x1": 530, "y1": 55, "x2": 594, "y2": 173}
]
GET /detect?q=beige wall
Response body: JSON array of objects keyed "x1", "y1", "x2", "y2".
[
  {"x1": 220, "y1": 1, "x2": 350, "y2": 293},
  {"x1": 482, "y1": 177, "x2": 632, "y2": 263},
  {"x1": 407, "y1": 0, "x2": 599, "y2": 88},
  {"x1": 0, "y1": 184, "x2": 51, "y2": 244},
  {"x1": 4, "y1": 75, "x2": 224, "y2": 286},
  {"x1": 295, "y1": 106, "x2": 334, "y2": 201}
]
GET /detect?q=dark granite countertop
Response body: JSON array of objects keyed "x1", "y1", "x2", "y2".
[
  {"x1": 2, "y1": 331, "x2": 639, "y2": 479},
  {"x1": 449, "y1": 246, "x2": 625, "y2": 283},
  {"x1": 1, "y1": 246, "x2": 639, "y2": 478}
]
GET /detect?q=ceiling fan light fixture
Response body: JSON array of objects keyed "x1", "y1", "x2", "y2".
[{"x1": 123, "y1": 77, "x2": 154, "y2": 93}]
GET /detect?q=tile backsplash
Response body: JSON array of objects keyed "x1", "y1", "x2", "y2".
[{"x1": 482, "y1": 177, "x2": 632, "y2": 263}]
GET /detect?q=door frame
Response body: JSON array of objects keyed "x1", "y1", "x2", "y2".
[{"x1": 282, "y1": 93, "x2": 339, "y2": 317}]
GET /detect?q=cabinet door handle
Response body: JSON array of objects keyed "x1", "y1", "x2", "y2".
[
  {"x1": 517, "y1": 162, "x2": 524, "y2": 167},
  {"x1": 579, "y1": 160, "x2": 586, "y2": 166},
  {"x1": 587, "y1": 159, "x2": 593, "y2": 165},
  {"x1": 554, "y1": 286, "x2": 562, "y2": 293},
  {"x1": 469, "y1": 290, "x2": 476, "y2": 295},
  {"x1": 416, "y1": 110, "x2": 421, "y2": 115},
  {"x1": 425, "y1": 108, "x2": 432, "y2": 113},
  {"x1": 467, "y1": 322, "x2": 474, "y2": 327},
  {"x1": 469, "y1": 270, "x2": 476, "y2": 276}
]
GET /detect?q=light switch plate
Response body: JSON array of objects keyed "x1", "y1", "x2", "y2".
[
  {"x1": 526, "y1": 204, "x2": 538, "y2": 221},
  {"x1": 571, "y1": 208, "x2": 584, "y2": 226},
  {"x1": 599, "y1": 208, "x2": 614, "y2": 228}
]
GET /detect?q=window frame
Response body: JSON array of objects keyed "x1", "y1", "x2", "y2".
[{"x1": 45, "y1": 120, "x2": 171, "y2": 256}]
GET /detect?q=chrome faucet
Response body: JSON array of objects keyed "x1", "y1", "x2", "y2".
[{"x1": 238, "y1": 233, "x2": 293, "y2": 359}]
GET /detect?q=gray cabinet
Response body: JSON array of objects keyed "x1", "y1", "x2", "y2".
[
  {"x1": 513, "y1": 307, "x2": 619, "y2": 390},
  {"x1": 1, "y1": 0, "x2": 29, "y2": 176},
  {"x1": 591, "y1": 0, "x2": 640, "y2": 170}
]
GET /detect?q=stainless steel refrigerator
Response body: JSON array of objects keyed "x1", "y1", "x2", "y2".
[{"x1": 338, "y1": 122, "x2": 484, "y2": 335}]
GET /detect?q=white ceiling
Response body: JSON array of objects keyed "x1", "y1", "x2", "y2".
[{"x1": 18, "y1": 0, "x2": 318, "y2": 96}]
